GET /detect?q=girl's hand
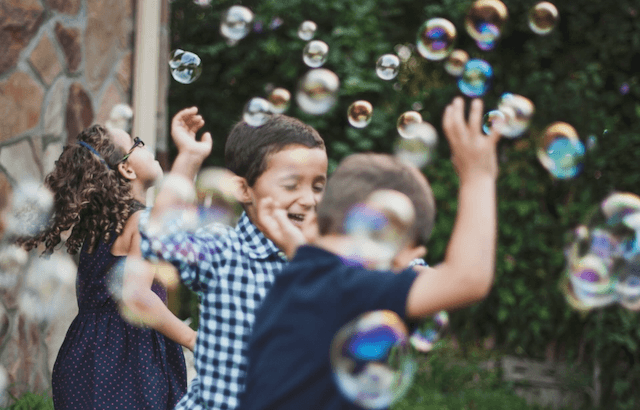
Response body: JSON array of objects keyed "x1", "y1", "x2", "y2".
[{"x1": 171, "y1": 107, "x2": 213, "y2": 162}]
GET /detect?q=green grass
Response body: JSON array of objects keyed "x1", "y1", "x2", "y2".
[
  {"x1": 1, "y1": 391, "x2": 53, "y2": 410},
  {"x1": 393, "y1": 347, "x2": 577, "y2": 410}
]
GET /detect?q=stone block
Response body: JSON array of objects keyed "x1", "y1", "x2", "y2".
[
  {"x1": 44, "y1": 77, "x2": 68, "y2": 139},
  {"x1": 45, "y1": 0, "x2": 81, "y2": 15},
  {"x1": 29, "y1": 35, "x2": 62, "y2": 86},
  {"x1": 85, "y1": 0, "x2": 131, "y2": 92},
  {"x1": 0, "y1": 0, "x2": 45, "y2": 75},
  {"x1": 54, "y1": 22, "x2": 81, "y2": 73},
  {"x1": 65, "y1": 83, "x2": 94, "y2": 144},
  {"x1": 0, "y1": 72, "x2": 45, "y2": 142},
  {"x1": 42, "y1": 141, "x2": 64, "y2": 176},
  {"x1": 0, "y1": 139, "x2": 43, "y2": 182},
  {"x1": 116, "y1": 52, "x2": 133, "y2": 95},
  {"x1": 96, "y1": 82, "x2": 124, "y2": 126}
]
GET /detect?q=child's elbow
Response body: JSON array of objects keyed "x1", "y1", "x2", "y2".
[{"x1": 465, "y1": 271, "x2": 494, "y2": 302}]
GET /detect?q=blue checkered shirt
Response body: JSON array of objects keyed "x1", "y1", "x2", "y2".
[{"x1": 139, "y1": 211, "x2": 286, "y2": 410}]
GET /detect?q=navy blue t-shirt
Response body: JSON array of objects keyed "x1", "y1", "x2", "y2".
[{"x1": 238, "y1": 245, "x2": 419, "y2": 410}]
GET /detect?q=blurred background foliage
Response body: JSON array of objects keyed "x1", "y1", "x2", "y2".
[{"x1": 168, "y1": 0, "x2": 640, "y2": 407}]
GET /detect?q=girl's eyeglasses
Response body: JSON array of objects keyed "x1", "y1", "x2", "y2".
[{"x1": 117, "y1": 137, "x2": 145, "y2": 164}]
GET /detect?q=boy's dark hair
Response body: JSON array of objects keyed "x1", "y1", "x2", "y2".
[
  {"x1": 225, "y1": 115, "x2": 325, "y2": 186},
  {"x1": 317, "y1": 153, "x2": 436, "y2": 245}
]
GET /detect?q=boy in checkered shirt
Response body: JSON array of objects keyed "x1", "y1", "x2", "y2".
[{"x1": 136, "y1": 107, "x2": 328, "y2": 410}]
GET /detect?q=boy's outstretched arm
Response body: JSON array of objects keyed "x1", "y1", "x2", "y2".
[
  {"x1": 150, "y1": 107, "x2": 212, "y2": 223},
  {"x1": 406, "y1": 97, "x2": 501, "y2": 318}
]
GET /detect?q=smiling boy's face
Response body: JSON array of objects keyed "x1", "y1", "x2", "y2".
[{"x1": 243, "y1": 144, "x2": 328, "y2": 229}]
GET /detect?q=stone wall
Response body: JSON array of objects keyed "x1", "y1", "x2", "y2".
[{"x1": 0, "y1": 0, "x2": 171, "y2": 403}]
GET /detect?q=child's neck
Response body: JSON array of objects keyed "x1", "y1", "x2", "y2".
[
  {"x1": 130, "y1": 183, "x2": 148, "y2": 205},
  {"x1": 312, "y1": 234, "x2": 354, "y2": 259}
]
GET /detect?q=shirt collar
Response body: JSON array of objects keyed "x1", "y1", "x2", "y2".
[{"x1": 236, "y1": 212, "x2": 281, "y2": 260}]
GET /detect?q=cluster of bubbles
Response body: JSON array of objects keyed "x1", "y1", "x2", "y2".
[
  {"x1": 561, "y1": 193, "x2": 640, "y2": 311},
  {"x1": 147, "y1": 169, "x2": 242, "y2": 238},
  {"x1": 0, "y1": 180, "x2": 80, "y2": 324},
  {"x1": 342, "y1": 190, "x2": 416, "y2": 271},
  {"x1": 330, "y1": 310, "x2": 417, "y2": 409},
  {"x1": 393, "y1": 112, "x2": 438, "y2": 169}
]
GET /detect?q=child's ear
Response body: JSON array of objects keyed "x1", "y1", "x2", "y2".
[
  {"x1": 232, "y1": 176, "x2": 252, "y2": 203},
  {"x1": 117, "y1": 161, "x2": 136, "y2": 181}
]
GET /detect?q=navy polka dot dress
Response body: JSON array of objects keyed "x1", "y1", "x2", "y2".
[{"x1": 52, "y1": 234, "x2": 187, "y2": 409}]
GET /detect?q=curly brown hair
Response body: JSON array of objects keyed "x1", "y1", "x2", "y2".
[{"x1": 19, "y1": 125, "x2": 140, "y2": 255}]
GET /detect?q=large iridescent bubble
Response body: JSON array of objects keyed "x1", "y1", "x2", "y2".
[
  {"x1": 195, "y1": 167, "x2": 242, "y2": 228},
  {"x1": 464, "y1": 0, "x2": 508, "y2": 43},
  {"x1": 562, "y1": 192, "x2": 640, "y2": 311},
  {"x1": 169, "y1": 49, "x2": 202, "y2": 84},
  {"x1": 303, "y1": 40, "x2": 329, "y2": 68},
  {"x1": 342, "y1": 190, "x2": 416, "y2": 270},
  {"x1": 416, "y1": 18, "x2": 457, "y2": 61},
  {"x1": 147, "y1": 174, "x2": 199, "y2": 238},
  {"x1": 394, "y1": 121, "x2": 438, "y2": 169},
  {"x1": 296, "y1": 68, "x2": 340, "y2": 115},
  {"x1": 458, "y1": 59, "x2": 493, "y2": 97},
  {"x1": 376, "y1": 54, "x2": 401, "y2": 81},
  {"x1": 536, "y1": 122, "x2": 585, "y2": 179},
  {"x1": 529, "y1": 2, "x2": 559, "y2": 35},
  {"x1": 331, "y1": 310, "x2": 417, "y2": 409},
  {"x1": 220, "y1": 5, "x2": 254, "y2": 41},
  {"x1": 482, "y1": 110, "x2": 506, "y2": 135}
]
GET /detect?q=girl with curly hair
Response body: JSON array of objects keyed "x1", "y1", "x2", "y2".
[{"x1": 20, "y1": 122, "x2": 197, "y2": 409}]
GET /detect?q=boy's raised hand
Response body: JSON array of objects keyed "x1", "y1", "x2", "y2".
[
  {"x1": 171, "y1": 107, "x2": 213, "y2": 162},
  {"x1": 442, "y1": 97, "x2": 501, "y2": 182}
]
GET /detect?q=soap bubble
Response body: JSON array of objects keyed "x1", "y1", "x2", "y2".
[
  {"x1": 193, "y1": 0, "x2": 211, "y2": 6},
  {"x1": 562, "y1": 192, "x2": 640, "y2": 311},
  {"x1": 444, "y1": 49, "x2": 469, "y2": 77},
  {"x1": 393, "y1": 122, "x2": 438, "y2": 169},
  {"x1": 586, "y1": 135, "x2": 597, "y2": 151},
  {"x1": 0, "y1": 244, "x2": 28, "y2": 289},
  {"x1": 195, "y1": 167, "x2": 242, "y2": 228},
  {"x1": 303, "y1": 40, "x2": 329, "y2": 68},
  {"x1": 620, "y1": 82, "x2": 630, "y2": 95},
  {"x1": 529, "y1": 2, "x2": 559, "y2": 35},
  {"x1": 396, "y1": 111, "x2": 422, "y2": 139},
  {"x1": 410, "y1": 311, "x2": 449, "y2": 353},
  {"x1": 376, "y1": 54, "x2": 401, "y2": 81},
  {"x1": 268, "y1": 87, "x2": 291, "y2": 114},
  {"x1": 536, "y1": 122, "x2": 585, "y2": 179},
  {"x1": 331, "y1": 310, "x2": 417, "y2": 408},
  {"x1": 243, "y1": 97, "x2": 273, "y2": 127},
  {"x1": 298, "y1": 20, "x2": 317, "y2": 41},
  {"x1": 296, "y1": 68, "x2": 340, "y2": 115},
  {"x1": 5, "y1": 179, "x2": 54, "y2": 238},
  {"x1": 220, "y1": 5, "x2": 253, "y2": 41},
  {"x1": 19, "y1": 253, "x2": 76, "y2": 322},
  {"x1": 395, "y1": 45, "x2": 412, "y2": 62},
  {"x1": 416, "y1": 18, "x2": 457, "y2": 61},
  {"x1": 343, "y1": 191, "x2": 416, "y2": 270},
  {"x1": 148, "y1": 174, "x2": 198, "y2": 238},
  {"x1": 465, "y1": 0, "x2": 508, "y2": 42},
  {"x1": 497, "y1": 93, "x2": 535, "y2": 138},
  {"x1": 482, "y1": 110, "x2": 506, "y2": 135},
  {"x1": 348, "y1": 101, "x2": 374, "y2": 128},
  {"x1": 458, "y1": 59, "x2": 493, "y2": 97},
  {"x1": 169, "y1": 49, "x2": 202, "y2": 84}
]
